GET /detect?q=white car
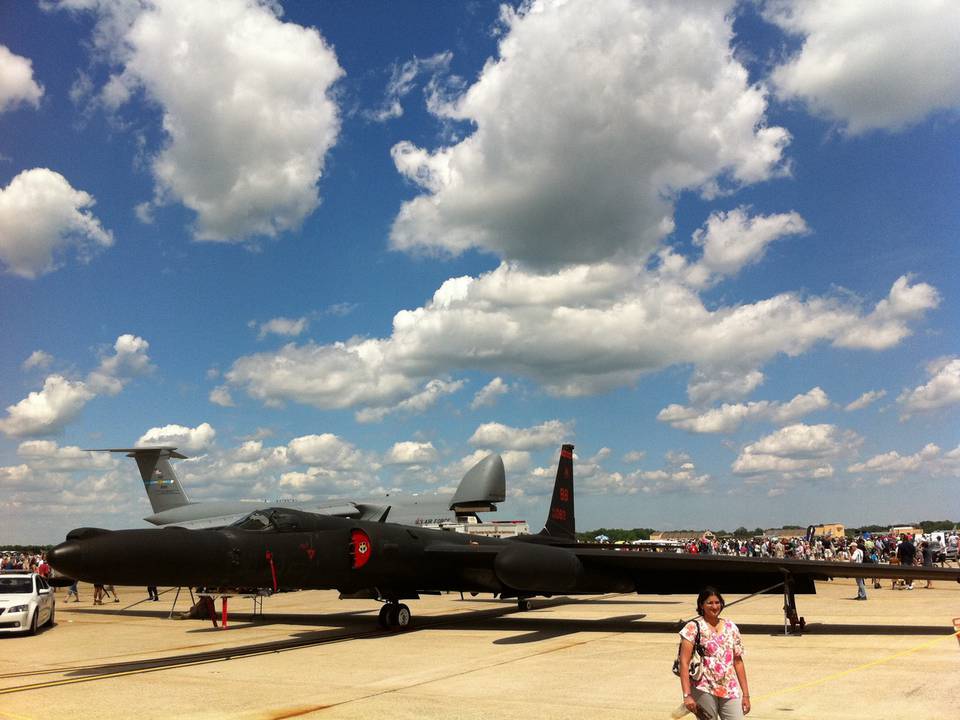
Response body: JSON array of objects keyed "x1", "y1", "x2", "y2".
[{"x1": 0, "y1": 572, "x2": 55, "y2": 635}]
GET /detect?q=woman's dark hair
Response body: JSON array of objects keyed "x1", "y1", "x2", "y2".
[{"x1": 696, "y1": 586, "x2": 725, "y2": 616}]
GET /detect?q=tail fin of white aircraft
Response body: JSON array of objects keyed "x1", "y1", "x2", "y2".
[
  {"x1": 87, "y1": 447, "x2": 190, "y2": 513},
  {"x1": 449, "y1": 453, "x2": 506, "y2": 515},
  {"x1": 540, "y1": 444, "x2": 576, "y2": 541}
]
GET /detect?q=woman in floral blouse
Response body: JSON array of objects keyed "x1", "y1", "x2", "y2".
[{"x1": 677, "y1": 587, "x2": 751, "y2": 719}]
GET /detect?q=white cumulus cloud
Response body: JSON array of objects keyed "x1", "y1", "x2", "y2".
[
  {"x1": 732, "y1": 423, "x2": 860, "y2": 480},
  {"x1": 659, "y1": 207, "x2": 807, "y2": 289},
  {"x1": 385, "y1": 441, "x2": 439, "y2": 465},
  {"x1": 658, "y1": 387, "x2": 829, "y2": 434},
  {"x1": 845, "y1": 389, "x2": 886, "y2": 412},
  {"x1": 0, "y1": 334, "x2": 151, "y2": 438},
  {"x1": 287, "y1": 433, "x2": 366, "y2": 470},
  {"x1": 226, "y1": 339, "x2": 415, "y2": 411},
  {"x1": 833, "y1": 276, "x2": 940, "y2": 349},
  {"x1": 16, "y1": 441, "x2": 116, "y2": 472},
  {"x1": 695, "y1": 207, "x2": 807, "y2": 276},
  {"x1": 254, "y1": 316, "x2": 309, "y2": 340},
  {"x1": 222, "y1": 261, "x2": 937, "y2": 414},
  {"x1": 468, "y1": 419, "x2": 573, "y2": 451},
  {"x1": 686, "y1": 367, "x2": 766, "y2": 405},
  {"x1": 208, "y1": 386, "x2": 235, "y2": 407},
  {"x1": 23, "y1": 350, "x2": 53, "y2": 371},
  {"x1": 70, "y1": 0, "x2": 343, "y2": 242},
  {"x1": 390, "y1": 0, "x2": 789, "y2": 267},
  {"x1": 86, "y1": 334, "x2": 153, "y2": 395},
  {"x1": 137, "y1": 422, "x2": 216, "y2": 451},
  {"x1": 0, "y1": 375, "x2": 95, "y2": 438},
  {"x1": 370, "y1": 51, "x2": 452, "y2": 122},
  {"x1": 0, "y1": 168, "x2": 113, "y2": 278},
  {"x1": 0, "y1": 44, "x2": 43, "y2": 112},
  {"x1": 619, "y1": 452, "x2": 711, "y2": 495},
  {"x1": 354, "y1": 378, "x2": 465, "y2": 424},
  {"x1": 767, "y1": 0, "x2": 960, "y2": 134},
  {"x1": 471, "y1": 377, "x2": 509, "y2": 409},
  {"x1": 897, "y1": 357, "x2": 960, "y2": 418},
  {"x1": 848, "y1": 443, "x2": 941, "y2": 476}
]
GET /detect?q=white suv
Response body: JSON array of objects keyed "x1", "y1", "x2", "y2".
[{"x1": 0, "y1": 572, "x2": 55, "y2": 635}]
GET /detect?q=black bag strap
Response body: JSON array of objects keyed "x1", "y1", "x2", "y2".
[
  {"x1": 693, "y1": 617, "x2": 704, "y2": 656},
  {"x1": 678, "y1": 618, "x2": 705, "y2": 657}
]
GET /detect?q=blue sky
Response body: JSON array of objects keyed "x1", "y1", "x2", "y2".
[{"x1": 1, "y1": 0, "x2": 958, "y2": 544}]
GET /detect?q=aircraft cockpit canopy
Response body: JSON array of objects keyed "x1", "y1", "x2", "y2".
[{"x1": 231, "y1": 507, "x2": 338, "y2": 533}]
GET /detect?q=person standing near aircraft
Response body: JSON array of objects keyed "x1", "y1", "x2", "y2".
[
  {"x1": 678, "y1": 587, "x2": 750, "y2": 719},
  {"x1": 920, "y1": 541, "x2": 934, "y2": 589},
  {"x1": 897, "y1": 535, "x2": 916, "y2": 590},
  {"x1": 850, "y1": 542, "x2": 867, "y2": 600}
]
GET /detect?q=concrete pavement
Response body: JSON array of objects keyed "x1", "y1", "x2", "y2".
[{"x1": 1, "y1": 578, "x2": 957, "y2": 719}]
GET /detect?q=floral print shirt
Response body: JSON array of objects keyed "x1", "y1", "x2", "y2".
[{"x1": 679, "y1": 617, "x2": 744, "y2": 698}]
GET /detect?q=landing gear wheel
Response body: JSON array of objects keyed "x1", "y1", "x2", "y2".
[
  {"x1": 386, "y1": 604, "x2": 400, "y2": 627},
  {"x1": 377, "y1": 604, "x2": 391, "y2": 628},
  {"x1": 395, "y1": 604, "x2": 411, "y2": 628},
  {"x1": 517, "y1": 599, "x2": 532, "y2": 612}
]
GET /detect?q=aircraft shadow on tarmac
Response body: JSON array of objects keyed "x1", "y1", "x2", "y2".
[
  {"x1": 300, "y1": 606, "x2": 957, "y2": 642},
  {"x1": 279, "y1": 602, "x2": 954, "y2": 643},
  {"x1": 455, "y1": 596, "x2": 682, "y2": 606},
  {"x1": 64, "y1": 599, "x2": 956, "y2": 643}
]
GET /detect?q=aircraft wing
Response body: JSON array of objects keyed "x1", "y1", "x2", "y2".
[
  {"x1": 569, "y1": 548, "x2": 960, "y2": 592},
  {"x1": 426, "y1": 543, "x2": 960, "y2": 595}
]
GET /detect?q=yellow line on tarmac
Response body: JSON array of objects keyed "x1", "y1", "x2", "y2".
[{"x1": 753, "y1": 628, "x2": 960, "y2": 704}]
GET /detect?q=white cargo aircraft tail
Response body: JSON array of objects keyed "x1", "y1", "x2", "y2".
[{"x1": 88, "y1": 447, "x2": 190, "y2": 513}]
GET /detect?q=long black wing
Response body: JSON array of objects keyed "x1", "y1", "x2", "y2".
[
  {"x1": 569, "y1": 549, "x2": 960, "y2": 594},
  {"x1": 425, "y1": 543, "x2": 960, "y2": 595}
]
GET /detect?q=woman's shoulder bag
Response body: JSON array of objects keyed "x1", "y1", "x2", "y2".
[{"x1": 672, "y1": 618, "x2": 704, "y2": 682}]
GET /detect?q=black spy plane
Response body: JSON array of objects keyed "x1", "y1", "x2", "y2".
[{"x1": 49, "y1": 444, "x2": 960, "y2": 630}]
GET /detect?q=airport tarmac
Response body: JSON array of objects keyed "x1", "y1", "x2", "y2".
[{"x1": 1, "y1": 578, "x2": 957, "y2": 720}]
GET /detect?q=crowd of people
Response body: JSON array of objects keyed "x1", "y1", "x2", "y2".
[
  {"x1": 1, "y1": 551, "x2": 128, "y2": 604},
  {"x1": 0, "y1": 550, "x2": 47, "y2": 572},
  {"x1": 678, "y1": 531, "x2": 959, "y2": 568}
]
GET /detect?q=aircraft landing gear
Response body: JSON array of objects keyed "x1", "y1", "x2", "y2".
[
  {"x1": 378, "y1": 601, "x2": 411, "y2": 629},
  {"x1": 517, "y1": 598, "x2": 532, "y2": 612},
  {"x1": 782, "y1": 576, "x2": 805, "y2": 635}
]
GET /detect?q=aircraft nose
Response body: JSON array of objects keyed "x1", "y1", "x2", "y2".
[{"x1": 48, "y1": 540, "x2": 83, "y2": 578}]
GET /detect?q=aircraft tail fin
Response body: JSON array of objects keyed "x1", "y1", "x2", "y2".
[
  {"x1": 539, "y1": 444, "x2": 576, "y2": 541},
  {"x1": 87, "y1": 447, "x2": 190, "y2": 513},
  {"x1": 450, "y1": 452, "x2": 506, "y2": 514}
]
